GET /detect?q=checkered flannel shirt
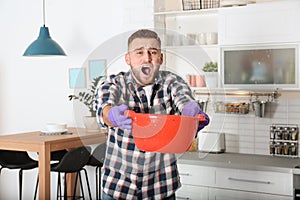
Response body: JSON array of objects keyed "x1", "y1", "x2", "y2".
[{"x1": 95, "y1": 70, "x2": 195, "y2": 199}]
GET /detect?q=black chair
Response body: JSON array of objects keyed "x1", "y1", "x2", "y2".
[
  {"x1": 86, "y1": 143, "x2": 106, "y2": 200},
  {"x1": 34, "y1": 146, "x2": 92, "y2": 200},
  {"x1": 0, "y1": 150, "x2": 38, "y2": 200},
  {"x1": 50, "y1": 149, "x2": 68, "y2": 161}
]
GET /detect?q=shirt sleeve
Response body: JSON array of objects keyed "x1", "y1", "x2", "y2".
[
  {"x1": 95, "y1": 74, "x2": 122, "y2": 127},
  {"x1": 168, "y1": 72, "x2": 196, "y2": 112}
]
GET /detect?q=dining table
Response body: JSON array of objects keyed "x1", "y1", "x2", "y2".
[{"x1": 0, "y1": 127, "x2": 107, "y2": 200}]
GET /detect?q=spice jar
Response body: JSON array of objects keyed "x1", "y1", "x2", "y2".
[
  {"x1": 270, "y1": 131, "x2": 275, "y2": 139},
  {"x1": 269, "y1": 142, "x2": 275, "y2": 154},
  {"x1": 283, "y1": 131, "x2": 290, "y2": 140},
  {"x1": 290, "y1": 143, "x2": 297, "y2": 156},
  {"x1": 275, "y1": 142, "x2": 282, "y2": 155},
  {"x1": 275, "y1": 131, "x2": 282, "y2": 140},
  {"x1": 291, "y1": 128, "x2": 298, "y2": 141},
  {"x1": 283, "y1": 143, "x2": 289, "y2": 155}
]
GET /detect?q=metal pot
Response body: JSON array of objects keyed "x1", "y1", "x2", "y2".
[{"x1": 252, "y1": 100, "x2": 267, "y2": 118}]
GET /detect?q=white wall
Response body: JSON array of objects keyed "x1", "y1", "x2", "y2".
[
  {"x1": 0, "y1": 0, "x2": 153, "y2": 133},
  {"x1": 0, "y1": 0, "x2": 153, "y2": 199}
]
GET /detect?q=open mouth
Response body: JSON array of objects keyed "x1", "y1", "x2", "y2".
[{"x1": 141, "y1": 66, "x2": 152, "y2": 76}]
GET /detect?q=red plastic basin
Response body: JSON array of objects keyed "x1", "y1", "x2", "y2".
[{"x1": 125, "y1": 110, "x2": 206, "y2": 153}]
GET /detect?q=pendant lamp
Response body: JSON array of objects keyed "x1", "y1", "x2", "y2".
[{"x1": 23, "y1": 0, "x2": 66, "y2": 56}]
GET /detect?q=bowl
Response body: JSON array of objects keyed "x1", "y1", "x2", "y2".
[
  {"x1": 125, "y1": 110, "x2": 206, "y2": 153},
  {"x1": 46, "y1": 123, "x2": 67, "y2": 132}
]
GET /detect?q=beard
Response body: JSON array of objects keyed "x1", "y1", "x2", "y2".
[{"x1": 131, "y1": 64, "x2": 160, "y2": 86}]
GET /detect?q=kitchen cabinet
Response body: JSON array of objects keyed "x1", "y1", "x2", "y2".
[
  {"x1": 153, "y1": 0, "x2": 219, "y2": 87},
  {"x1": 209, "y1": 188, "x2": 292, "y2": 200},
  {"x1": 153, "y1": 0, "x2": 300, "y2": 90},
  {"x1": 218, "y1": 1, "x2": 300, "y2": 45},
  {"x1": 176, "y1": 164, "x2": 214, "y2": 200},
  {"x1": 215, "y1": 167, "x2": 293, "y2": 196},
  {"x1": 176, "y1": 185, "x2": 209, "y2": 200},
  {"x1": 176, "y1": 163, "x2": 293, "y2": 200}
]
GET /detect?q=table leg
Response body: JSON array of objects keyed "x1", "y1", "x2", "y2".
[
  {"x1": 38, "y1": 145, "x2": 51, "y2": 200},
  {"x1": 66, "y1": 173, "x2": 79, "y2": 199}
]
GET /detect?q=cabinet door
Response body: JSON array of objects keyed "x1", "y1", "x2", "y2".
[
  {"x1": 216, "y1": 168, "x2": 293, "y2": 196},
  {"x1": 209, "y1": 188, "x2": 293, "y2": 200},
  {"x1": 219, "y1": 1, "x2": 300, "y2": 45},
  {"x1": 178, "y1": 163, "x2": 215, "y2": 186},
  {"x1": 176, "y1": 185, "x2": 209, "y2": 200}
]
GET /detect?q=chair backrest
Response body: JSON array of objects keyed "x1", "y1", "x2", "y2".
[
  {"x1": 88, "y1": 143, "x2": 106, "y2": 166},
  {"x1": 0, "y1": 150, "x2": 35, "y2": 166},
  {"x1": 51, "y1": 146, "x2": 91, "y2": 173}
]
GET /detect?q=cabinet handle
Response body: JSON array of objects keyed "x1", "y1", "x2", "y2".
[
  {"x1": 179, "y1": 173, "x2": 190, "y2": 176},
  {"x1": 228, "y1": 177, "x2": 271, "y2": 184},
  {"x1": 177, "y1": 197, "x2": 190, "y2": 200}
]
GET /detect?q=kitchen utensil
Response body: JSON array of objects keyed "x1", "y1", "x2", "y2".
[
  {"x1": 198, "y1": 99, "x2": 208, "y2": 112},
  {"x1": 252, "y1": 100, "x2": 267, "y2": 117},
  {"x1": 45, "y1": 123, "x2": 67, "y2": 132},
  {"x1": 125, "y1": 110, "x2": 206, "y2": 153}
]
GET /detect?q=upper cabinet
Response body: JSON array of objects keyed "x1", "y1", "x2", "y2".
[
  {"x1": 153, "y1": 0, "x2": 300, "y2": 90},
  {"x1": 219, "y1": 0, "x2": 300, "y2": 45},
  {"x1": 153, "y1": 0, "x2": 220, "y2": 87}
]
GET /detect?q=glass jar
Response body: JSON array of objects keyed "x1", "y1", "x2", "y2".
[
  {"x1": 270, "y1": 131, "x2": 275, "y2": 139},
  {"x1": 269, "y1": 142, "x2": 275, "y2": 154},
  {"x1": 276, "y1": 131, "x2": 283, "y2": 140},
  {"x1": 275, "y1": 142, "x2": 282, "y2": 155},
  {"x1": 290, "y1": 143, "x2": 297, "y2": 156},
  {"x1": 283, "y1": 131, "x2": 290, "y2": 140},
  {"x1": 291, "y1": 128, "x2": 298, "y2": 141},
  {"x1": 283, "y1": 143, "x2": 289, "y2": 155}
]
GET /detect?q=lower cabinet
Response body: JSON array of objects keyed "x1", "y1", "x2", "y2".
[
  {"x1": 177, "y1": 163, "x2": 293, "y2": 200},
  {"x1": 176, "y1": 185, "x2": 209, "y2": 200},
  {"x1": 209, "y1": 188, "x2": 293, "y2": 200},
  {"x1": 215, "y1": 167, "x2": 293, "y2": 196}
]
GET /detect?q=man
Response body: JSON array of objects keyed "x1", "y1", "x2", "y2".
[{"x1": 95, "y1": 29, "x2": 209, "y2": 199}]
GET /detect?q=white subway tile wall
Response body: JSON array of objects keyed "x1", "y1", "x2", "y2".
[{"x1": 198, "y1": 92, "x2": 300, "y2": 156}]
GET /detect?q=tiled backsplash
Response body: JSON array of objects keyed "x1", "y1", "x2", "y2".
[{"x1": 196, "y1": 91, "x2": 300, "y2": 156}]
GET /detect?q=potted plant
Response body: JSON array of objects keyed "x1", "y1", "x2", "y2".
[
  {"x1": 202, "y1": 61, "x2": 218, "y2": 72},
  {"x1": 68, "y1": 76, "x2": 104, "y2": 131},
  {"x1": 202, "y1": 61, "x2": 218, "y2": 88}
]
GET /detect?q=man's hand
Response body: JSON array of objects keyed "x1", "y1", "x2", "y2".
[
  {"x1": 182, "y1": 101, "x2": 210, "y2": 131},
  {"x1": 107, "y1": 105, "x2": 132, "y2": 131}
]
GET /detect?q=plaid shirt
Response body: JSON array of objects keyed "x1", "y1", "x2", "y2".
[{"x1": 95, "y1": 70, "x2": 195, "y2": 199}]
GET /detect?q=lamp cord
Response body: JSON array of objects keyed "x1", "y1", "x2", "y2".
[{"x1": 43, "y1": 0, "x2": 45, "y2": 27}]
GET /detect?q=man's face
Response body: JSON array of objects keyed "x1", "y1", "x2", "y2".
[{"x1": 125, "y1": 38, "x2": 163, "y2": 86}]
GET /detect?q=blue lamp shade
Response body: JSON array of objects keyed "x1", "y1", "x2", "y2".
[{"x1": 23, "y1": 26, "x2": 66, "y2": 56}]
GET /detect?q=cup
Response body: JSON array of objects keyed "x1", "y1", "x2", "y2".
[
  {"x1": 189, "y1": 75, "x2": 196, "y2": 87},
  {"x1": 186, "y1": 34, "x2": 197, "y2": 45},
  {"x1": 197, "y1": 33, "x2": 206, "y2": 45},
  {"x1": 195, "y1": 75, "x2": 206, "y2": 87},
  {"x1": 206, "y1": 32, "x2": 218, "y2": 45},
  {"x1": 46, "y1": 123, "x2": 67, "y2": 132}
]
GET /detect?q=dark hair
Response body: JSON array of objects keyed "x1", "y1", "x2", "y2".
[{"x1": 128, "y1": 29, "x2": 161, "y2": 49}]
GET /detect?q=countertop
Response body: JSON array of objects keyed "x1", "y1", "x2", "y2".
[{"x1": 177, "y1": 151, "x2": 300, "y2": 174}]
